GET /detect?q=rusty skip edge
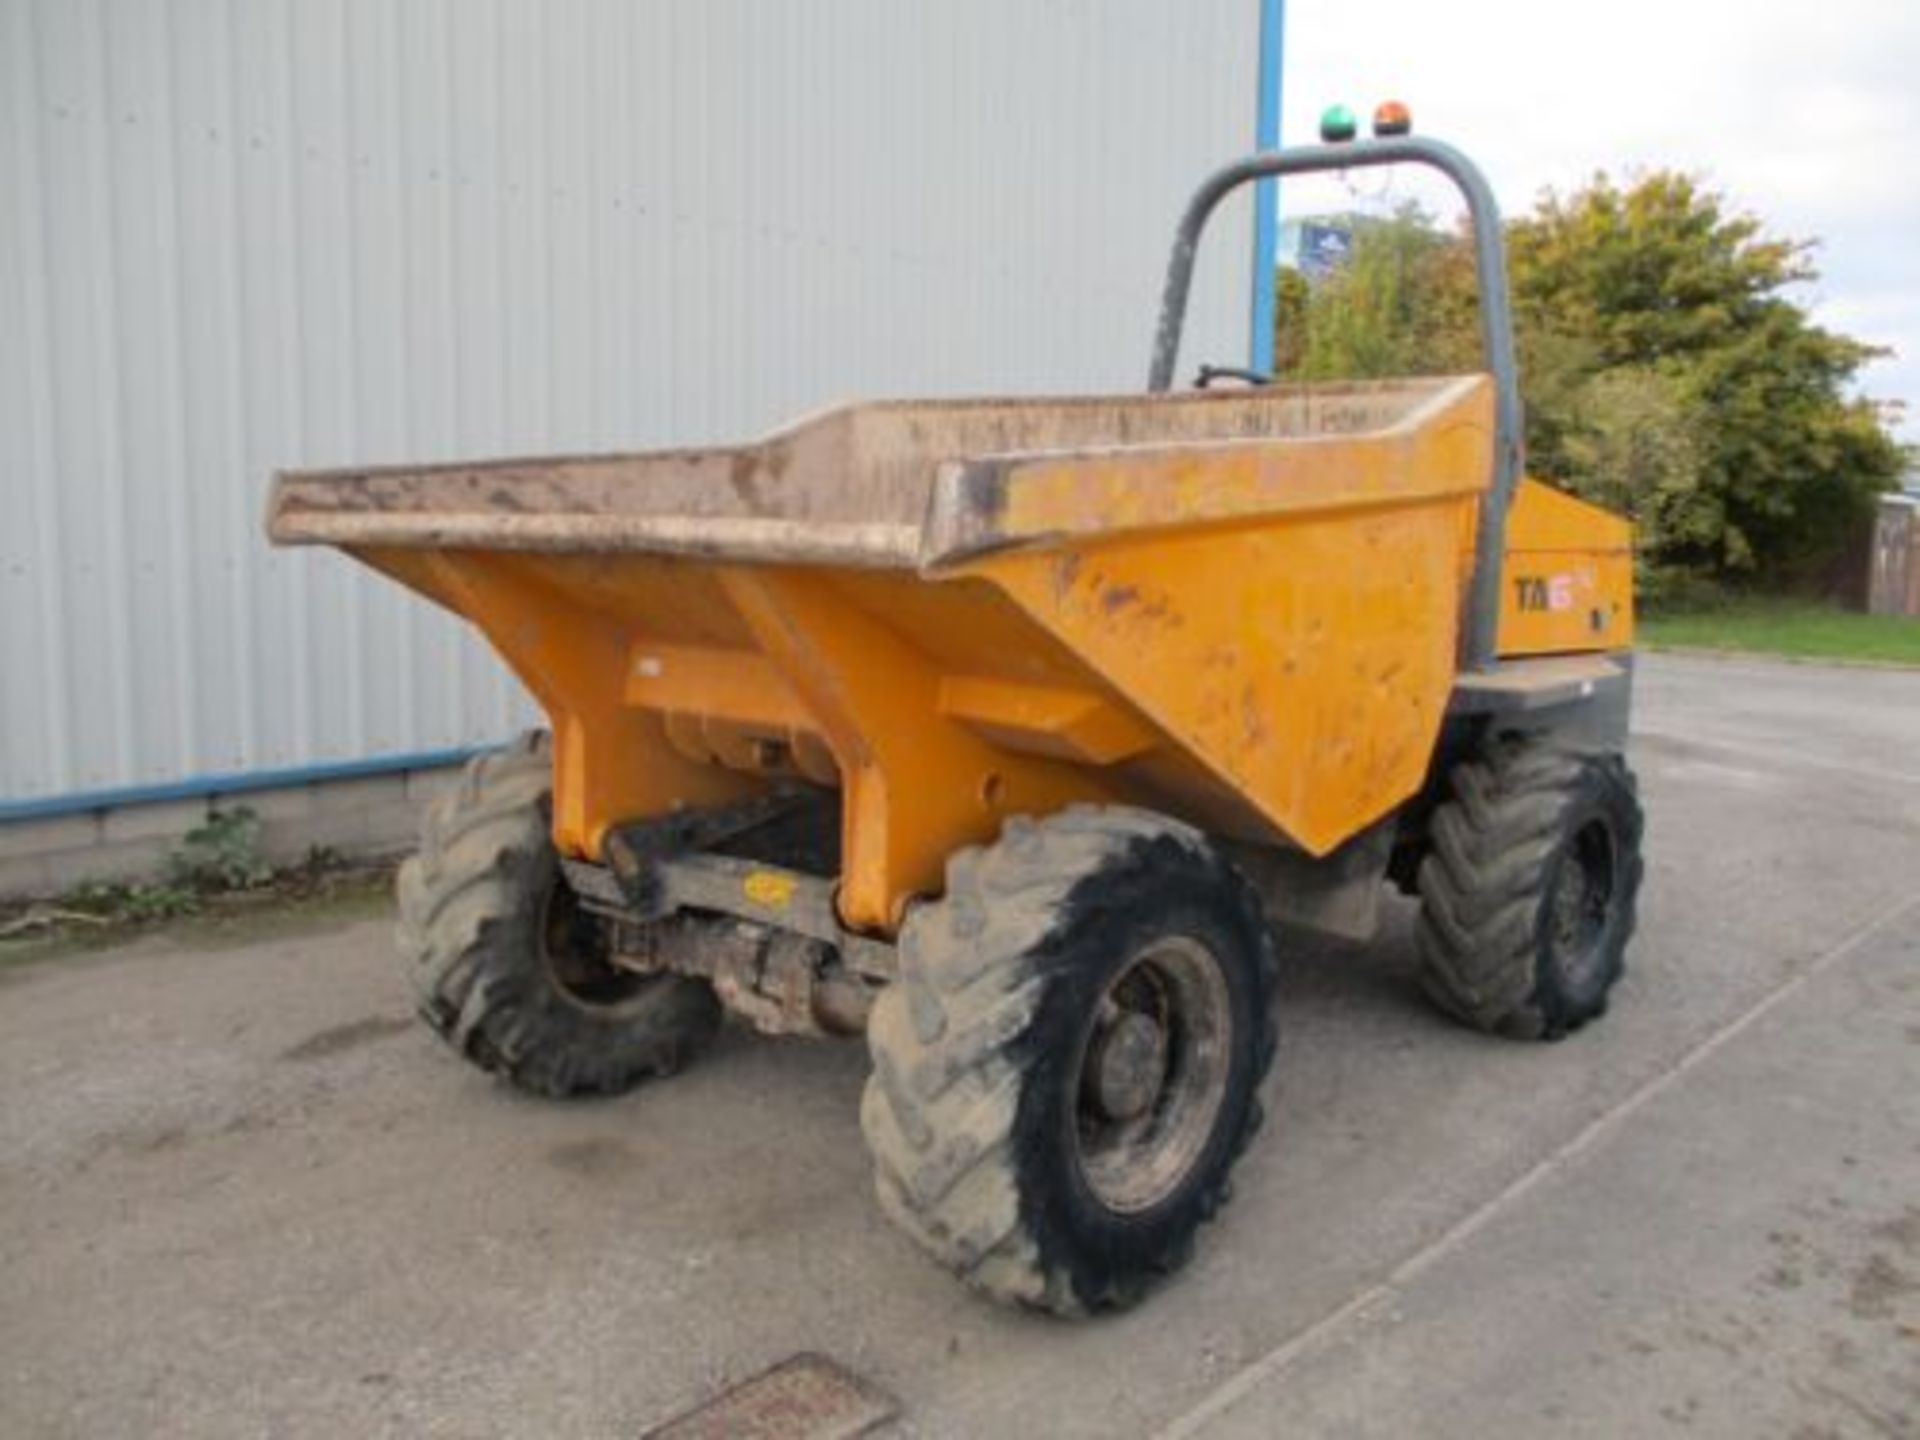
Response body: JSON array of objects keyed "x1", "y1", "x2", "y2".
[
  {"x1": 265, "y1": 480, "x2": 985, "y2": 571},
  {"x1": 264, "y1": 376, "x2": 1491, "y2": 572},
  {"x1": 265, "y1": 507, "x2": 933, "y2": 570},
  {"x1": 263, "y1": 449, "x2": 1450, "y2": 575}
]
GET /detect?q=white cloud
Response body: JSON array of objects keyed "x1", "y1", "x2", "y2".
[{"x1": 1275, "y1": 0, "x2": 1920, "y2": 438}]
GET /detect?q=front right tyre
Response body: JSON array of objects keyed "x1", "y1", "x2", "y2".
[{"x1": 396, "y1": 733, "x2": 722, "y2": 1098}]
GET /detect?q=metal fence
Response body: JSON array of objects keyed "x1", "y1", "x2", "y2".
[{"x1": 1868, "y1": 497, "x2": 1920, "y2": 617}]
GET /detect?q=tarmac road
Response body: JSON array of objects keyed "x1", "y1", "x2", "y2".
[{"x1": 3, "y1": 652, "x2": 1917, "y2": 1438}]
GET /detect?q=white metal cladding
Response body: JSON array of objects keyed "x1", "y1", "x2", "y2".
[{"x1": 0, "y1": 0, "x2": 1257, "y2": 808}]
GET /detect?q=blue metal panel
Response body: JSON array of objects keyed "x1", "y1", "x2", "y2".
[{"x1": 1249, "y1": 0, "x2": 1285, "y2": 373}]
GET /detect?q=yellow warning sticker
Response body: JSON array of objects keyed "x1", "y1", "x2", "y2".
[{"x1": 742, "y1": 870, "x2": 798, "y2": 909}]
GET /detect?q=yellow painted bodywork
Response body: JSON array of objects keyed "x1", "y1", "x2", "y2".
[
  {"x1": 329, "y1": 379, "x2": 1633, "y2": 936},
  {"x1": 1496, "y1": 479, "x2": 1635, "y2": 655}
]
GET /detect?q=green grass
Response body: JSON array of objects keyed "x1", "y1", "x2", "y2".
[{"x1": 1640, "y1": 599, "x2": 1920, "y2": 666}]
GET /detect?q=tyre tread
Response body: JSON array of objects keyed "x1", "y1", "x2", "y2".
[
  {"x1": 395, "y1": 733, "x2": 720, "y2": 1098},
  {"x1": 1415, "y1": 739, "x2": 1643, "y2": 1040},
  {"x1": 861, "y1": 806, "x2": 1276, "y2": 1315}
]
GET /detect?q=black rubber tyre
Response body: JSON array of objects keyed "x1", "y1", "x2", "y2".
[
  {"x1": 396, "y1": 733, "x2": 721, "y2": 1097},
  {"x1": 1415, "y1": 739, "x2": 1644, "y2": 1041},
  {"x1": 860, "y1": 806, "x2": 1278, "y2": 1316}
]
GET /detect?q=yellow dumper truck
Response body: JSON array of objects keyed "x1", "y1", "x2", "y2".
[{"x1": 270, "y1": 134, "x2": 1642, "y2": 1315}]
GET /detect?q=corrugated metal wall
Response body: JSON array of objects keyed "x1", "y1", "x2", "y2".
[{"x1": 0, "y1": 0, "x2": 1256, "y2": 810}]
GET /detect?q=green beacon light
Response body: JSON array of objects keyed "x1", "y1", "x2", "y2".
[{"x1": 1318, "y1": 103, "x2": 1358, "y2": 144}]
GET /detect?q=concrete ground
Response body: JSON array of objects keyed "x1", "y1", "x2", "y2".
[{"x1": 2, "y1": 653, "x2": 1917, "y2": 1439}]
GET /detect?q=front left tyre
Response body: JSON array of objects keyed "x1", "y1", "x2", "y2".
[{"x1": 860, "y1": 806, "x2": 1278, "y2": 1315}]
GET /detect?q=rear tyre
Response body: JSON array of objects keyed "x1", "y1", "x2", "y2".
[
  {"x1": 1415, "y1": 739, "x2": 1643, "y2": 1040},
  {"x1": 396, "y1": 733, "x2": 721, "y2": 1097},
  {"x1": 860, "y1": 807, "x2": 1278, "y2": 1315}
]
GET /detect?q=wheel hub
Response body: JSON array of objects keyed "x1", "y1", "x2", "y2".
[
  {"x1": 1547, "y1": 817, "x2": 1618, "y2": 990},
  {"x1": 540, "y1": 870, "x2": 656, "y2": 1012},
  {"x1": 1088, "y1": 1011, "x2": 1168, "y2": 1122},
  {"x1": 1073, "y1": 937, "x2": 1233, "y2": 1215}
]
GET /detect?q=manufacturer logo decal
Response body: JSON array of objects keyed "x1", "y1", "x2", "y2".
[{"x1": 1514, "y1": 575, "x2": 1577, "y2": 613}]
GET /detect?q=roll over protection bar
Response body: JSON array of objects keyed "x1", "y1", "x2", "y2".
[{"x1": 1149, "y1": 136, "x2": 1522, "y2": 672}]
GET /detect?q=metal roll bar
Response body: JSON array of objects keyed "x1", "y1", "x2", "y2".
[{"x1": 1149, "y1": 136, "x2": 1522, "y2": 673}]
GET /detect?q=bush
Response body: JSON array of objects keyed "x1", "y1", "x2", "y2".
[
  {"x1": 1273, "y1": 175, "x2": 1909, "y2": 592},
  {"x1": 166, "y1": 808, "x2": 271, "y2": 893}
]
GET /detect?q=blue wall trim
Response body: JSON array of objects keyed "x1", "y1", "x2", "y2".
[
  {"x1": 1249, "y1": 0, "x2": 1285, "y2": 372},
  {"x1": 0, "y1": 747, "x2": 484, "y2": 824}
]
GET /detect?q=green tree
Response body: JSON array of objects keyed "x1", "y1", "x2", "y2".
[
  {"x1": 1556, "y1": 366, "x2": 1716, "y2": 594},
  {"x1": 1271, "y1": 267, "x2": 1312, "y2": 377},
  {"x1": 1271, "y1": 174, "x2": 1907, "y2": 592},
  {"x1": 1284, "y1": 206, "x2": 1479, "y2": 381},
  {"x1": 1509, "y1": 173, "x2": 1902, "y2": 583}
]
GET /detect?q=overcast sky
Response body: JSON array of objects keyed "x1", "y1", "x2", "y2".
[{"x1": 1276, "y1": 0, "x2": 1918, "y2": 442}]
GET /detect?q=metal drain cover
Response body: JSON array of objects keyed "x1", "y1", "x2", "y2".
[{"x1": 643, "y1": 1352, "x2": 898, "y2": 1440}]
